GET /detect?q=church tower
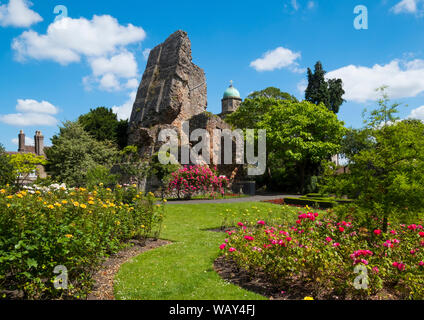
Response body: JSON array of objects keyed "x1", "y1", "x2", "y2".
[{"x1": 221, "y1": 81, "x2": 242, "y2": 115}]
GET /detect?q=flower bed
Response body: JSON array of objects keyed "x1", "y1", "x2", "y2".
[
  {"x1": 168, "y1": 165, "x2": 229, "y2": 199},
  {"x1": 219, "y1": 210, "x2": 424, "y2": 300},
  {"x1": 0, "y1": 185, "x2": 165, "y2": 300}
]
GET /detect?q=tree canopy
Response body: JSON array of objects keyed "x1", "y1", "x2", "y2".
[
  {"x1": 305, "y1": 61, "x2": 345, "y2": 113},
  {"x1": 323, "y1": 90, "x2": 424, "y2": 232},
  {"x1": 45, "y1": 121, "x2": 119, "y2": 187},
  {"x1": 78, "y1": 106, "x2": 128, "y2": 149},
  {"x1": 0, "y1": 145, "x2": 15, "y2": 187},
  {"x1": 226, "y1": 94, "x2": 346, "y2": 193}
]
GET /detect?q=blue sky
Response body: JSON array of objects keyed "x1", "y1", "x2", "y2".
[{"x1": 1, "y1": 0, "x2": 424, "y2": 150}]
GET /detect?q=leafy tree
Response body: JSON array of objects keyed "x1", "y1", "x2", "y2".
[
  {"x1": 78, "y1": 107, "x2": 128, "y2": 149},
  {"x1": 259, "y1": 100, "x2": 346, "y2": 193},
  {"x1": 305, "y1": 61, "x2": 345, "y2": 113},
  {"x1": 9, "y1": 153, "x2": 47, "y2": 188},
  {"x1": 86, "y1": 165, "x2": 118, "y2": 189},
  {"x1": 0, "y1": 145, "x2": 15, "y2": 187},
  {"x1": 115, "y1": 145, "x2": 149, "y2": 187},
  {"x1": 149, "y1": 151, "x2": 180, "y2": 198},
  {"x1": 323, "y1": 89, "x2": 424, "y2": 232},
  {"x1": 247, "y1": 87, "x2": 298, "y2": 101},
  {"x1": 45, "y1": 121, "x2": 118, "y2": 187}
]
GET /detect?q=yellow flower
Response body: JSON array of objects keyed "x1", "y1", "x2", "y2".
[
  {"x1": 88, "y1": 200, "x2": 95, "y2": 205},
  {"x1": 80, "y1": 204, "x2": 87, "y2": 209},
  {"x1": 73, "y1": 202, "x2": 79, "y2": 207},
  {"x1": 163, "y1": 199, "x2": 167, "y2": 203},
  {"x1": 132, "y1": 184, "x2": 137, "y2": 188},
  {"x1": 115, "y1": 221, "x2": 121, "y2": 226},
  {"x1": 35, "y1": 191, "x2": 41, "y2": 195},
  {"x1": 62, "y1": 200, "x2": 68, "y2": 205},
  {"x1": 65, "y1": 234, "x2": 73, "y2": 239},
  {"x1": 7, "y1": 204, "x2": 11, "y2": 208},
  {"x1": 54, "y1": 202, "x2": 62, "y2": 207},
  {"x1": 47, "y1": 205, "x2": 55, "y2": 209},
  {"x1": 102, "y1": 204, "x2": 108, "y2": 209},
  {"x1": 106, "y1": 188, "x2": 112, "y2": 192},
  {"x1": 6, "y1": 195, "x2": 13, "y2": 199},
  {"x1": 148, "y1": 192, "x2": 154, "y2": 197},
  {"x1": 117, "y1": 185, "x2": 122, "y2": 189},
  {"x1": 0, "y1": 189, "x2": 6, "y2": 194},
  {"x1": 16, "y1": 194, "x2": 23, "y2": 198},
  {"x1": 20, "y1": 191, "x2": 27, "y2": 196},
  {"x1": 304, "y1": 297, "x2": 314, "y2": 300}
]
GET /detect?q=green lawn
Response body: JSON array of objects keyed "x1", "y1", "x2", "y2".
[{"x1": 114, "y1": 202, "x2": 319, "y2": 300}]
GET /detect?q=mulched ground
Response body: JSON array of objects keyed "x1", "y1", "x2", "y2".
[
  {"x1": 214, "y1": 256, "x2": 403, "y2": 300},
  {"x1": 87, "y1": 239, "x2": 171, "y2": 300}
]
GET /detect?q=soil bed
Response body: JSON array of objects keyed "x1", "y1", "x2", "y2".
[
  {"x1": 214, "y1": 256, "x2": 402, "y2": 300},
  {"x1": 87, "y1": 239, "x2": 171, "y2": 300}
]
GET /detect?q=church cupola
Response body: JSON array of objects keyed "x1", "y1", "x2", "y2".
[{"x1": 221, "y1": 81, "x2": 242, "y2": 115}]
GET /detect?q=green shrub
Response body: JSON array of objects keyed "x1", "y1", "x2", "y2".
[
  {"x1": 0, "y1": 184, "x2": 165, "y2": 299},
  {"x1": 284, "y1": 197, "x2": 336, "y2": 209}
]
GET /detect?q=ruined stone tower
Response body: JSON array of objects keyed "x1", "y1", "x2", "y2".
[{"x1": 128, "y1": 30, "x2": 208, "y2": 157}]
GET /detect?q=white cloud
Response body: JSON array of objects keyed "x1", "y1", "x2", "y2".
[
  {"x1": 0, "y1": 0, "x2": 42, "y2": 28},
  {"x1": 125, "y1": 78, "x2": 139, "y2": 89},
  {"x1": 112, "y1": 91, "x2": 136, "y2": 121},
  {"x1": 391, "y1": 0, "x2": 422, "y2": 14},
  {"x1": 0, "y1": 113, "x2": 57, "y2": 126},
  {"x1": 89, "y1": 51, "x2": 138, "y2": 79},
  {"x1": 326, "y1": 58, "x2": 424, "y2": 102},
  {"x1": 12, "y1": 15, "x2": 146, "y2": 64},
  {"x1": 291, "y1": 0, "x2": 299, "y2": 11},
  {"x1": 12, "y1": 136, "x2": 34, "y2": 146},
  {"x1": 408, "y1": 105, "x2": 424, "y2": 120},
  {"x1": 12, "y1": 14, "x2": 146, "y2": 92},
  {"x1": 99, "y1": 73, "x2": 121, "y2": 91},
  {"x1": 297, "y1": 79, "x2": 307, "y2": 94},
  {"x1": 307, "y1": 1, "x2": 315, "y2": 9},
  {"x1": 0, "y1": 99, "x2": 59, "y2": 126},
  {"x1": 16, "y1": 99, "x2": 59, "y2": 114},
  {"x1": 142, "y1": 48, "x2": 151, "y2": 61},
  {"x1": 250, "y1": 46, "x2": 302, "y2": 72}
]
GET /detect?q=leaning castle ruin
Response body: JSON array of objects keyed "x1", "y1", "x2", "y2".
[{"x1": 127, "y1": 30, "x2": 246, "y2": 190}]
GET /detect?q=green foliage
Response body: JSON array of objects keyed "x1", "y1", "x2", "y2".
[
  {"x1": 85, "y1": 165, "x2": 118, "y2": 189},
  {"x1": 45, "y1": 121, "x2": 118, "y2": 187},
  {"x1": 247, "y1": 87, "x2": 298, "y2": 102},
  {"x1": 149, "y1": 151, "x2": 180, "y2": 196},
  {"x1": 305, "y1": 61, "x2": 345, "y2": 113},
  {"x1": 78, "y1": 107, "x2": 128, "y2": 149},
  {"x1": 0, "y1": 184, "x2": 165, "y2": 299},
  {"x1": 226, "y1": 96, "x2": 346, "y2": 193},
  {"x1": 259, "y1": 100, "x2": 347, "y2": 192},
  {"x1": 116, "y1": 145, "x2": 149, "y2": 186},
  {"x1": 323, "y1": 89, "x2": 424, "y2": 232},
  {"x1": 0, "y1": 145, "x2": 15, "y2": 187},
  {"x1": 9, "y1": 152, "x2": 47, "y2": 188}
]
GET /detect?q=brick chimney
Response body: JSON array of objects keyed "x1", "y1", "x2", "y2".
[
  {"x1": 34, "y1": 131, "x2": 45, "y2": 156},
  {"x1": 18, "y1": 130, "x2": 25, "y2": 152}
]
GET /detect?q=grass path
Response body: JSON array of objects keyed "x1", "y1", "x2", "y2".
[{"x1": 114, "y1": 202, "x2": 283, "y2": 300}]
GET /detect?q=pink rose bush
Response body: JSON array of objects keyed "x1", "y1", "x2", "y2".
[
  {"x1": 168, "y1": 165, "x2": 229, "y2": 199},
  {"x1": 220, "y1": 211, "x2": 424, "y2": 299}
]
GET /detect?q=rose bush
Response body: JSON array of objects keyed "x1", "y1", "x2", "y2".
[
  {"x1": 168, "y1": 165, "x2": 229, "y2": 199},
  {"x1": 0, "y1": 184, "x2": 165, "y2": 300},
  {"x1": 220, "y1": 210, "x2": 424, "y2": 299}
]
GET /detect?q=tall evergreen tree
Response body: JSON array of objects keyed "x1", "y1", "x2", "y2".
[{"x1": 305, "y1": 61, "x2": 345, "y2": 114}]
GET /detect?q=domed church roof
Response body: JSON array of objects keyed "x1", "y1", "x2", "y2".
[{"x1": 223, "y1": 81, "x2": 241, "y2": 99}]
